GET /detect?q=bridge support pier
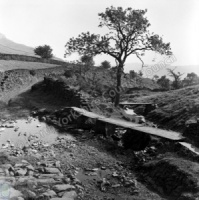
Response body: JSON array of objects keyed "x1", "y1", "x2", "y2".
[
  {"x1": 122, "y1": 129, "x2": 151, "y2": 151},
  {"x1": 95, "y1": 120, "x2": 106, "y2": 137}
]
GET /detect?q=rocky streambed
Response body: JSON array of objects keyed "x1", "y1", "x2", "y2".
[{"x1": 0, "y1": 110, "x2": 148, "y2": 200}]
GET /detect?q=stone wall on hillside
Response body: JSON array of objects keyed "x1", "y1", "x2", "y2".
[
  {"x1": 0, "y1": 66, "x2": 70, "y2": 102},
  {"x1": 0, "y1": 53, "x2": 67, "y2": 65},
  {"x1": 0, "y1": 67, "x2": 68, "y2": 93}
]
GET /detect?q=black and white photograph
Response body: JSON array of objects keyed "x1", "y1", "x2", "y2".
[{"x1": 0, "y1": 0, "x2": 199, "y2": 199}]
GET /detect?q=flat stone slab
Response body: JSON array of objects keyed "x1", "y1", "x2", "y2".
[
  {"x1": 62, "y1": 190, "x2": 77, "y2": 198},
  {"x1": 39, "y1": 174, "x2": 64, "y2": 179},
  {"x1": 37, "y1": 178, "x2": 57, "y2": 185},
  {"x1": 53, "y1": 184, "x2": 75, "y2": 192},
  {"x1": 72, "y1": 107, "x2": 184, "y2": 141},
  {"x1": 44, "y1": 167, "x2": 61, "y2": 174},
  {"x1": 41, "y1": 190, "x2": 57, "y2": 198}
]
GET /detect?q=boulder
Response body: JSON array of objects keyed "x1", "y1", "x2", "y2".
[
  {"x1": 62, "y1": 191, "x2": 77, "y2": 198},
  {"x1": 53, "y1": 184, "x2": 75, "y2": 192},
  {"x1": 44, "y1": 167, "x2": 61, "y2": 174},
  {"x1": 41, "y1": 190, "x2": 57, "y2": 198},
  {"x1": 15, "y1": 168, "x2": 27, "y2": 176}
]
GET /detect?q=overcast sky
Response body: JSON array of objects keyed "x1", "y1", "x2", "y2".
[{"x1": 0, "y1": 0, "x2": 199, "y2": 74}]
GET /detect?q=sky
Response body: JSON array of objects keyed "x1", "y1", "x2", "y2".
[{"x1": 0, "y1": 0, "x2": 199, "y2": 75}]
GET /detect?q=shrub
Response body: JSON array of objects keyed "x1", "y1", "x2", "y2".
[
  {"x1": 34, "y1": 45, "x2": 53, "y2": 59},
  {"x1": 30, "y1": 70, "x2": 36, "y2": 76}
]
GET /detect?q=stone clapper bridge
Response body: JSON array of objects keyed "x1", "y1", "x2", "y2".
[{"x1": 62, "y1": 105, "x2": 184, "y2": 150}]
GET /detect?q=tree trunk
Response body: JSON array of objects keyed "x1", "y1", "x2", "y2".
[{"x1": 114, "y1": 64, "x2": 123, "y2": 107}]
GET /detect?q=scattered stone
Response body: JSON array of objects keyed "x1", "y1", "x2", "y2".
[
  {"x1": 26, "y1": 170, "x2": 34, "y2": 176},
  {"x1": 55, "y1": 161, "x2": 61, "y2": 168},
  {"x1": 39, "y1": 174, "x2": 64, "y2": 179},
  {"x1": 111, "y1": 184, "x2": 121, "y2": 188},
  {"x1": 62, "y1": 177, "x2": 71, "y2": 184},
  {"x1": 53, "y1": 184, "x2": 75, "y2": 192},
  {"x1": 8, "y1": 187, "x2": 23, "y2": 199},
  {"x1": 62, "y1": 190, "x2": 77, "y2": 198},
  {"x1": 42, "y1": 190, "x2": 57, "y2": 198},
  {"x1": 37, "y1": 178, "x2": 57, "y2": 185},
  {"x1": 0, "y1": 128, "x2": 5, "y2": 132},
  {"x1": 26, "y1": 165, "x2": 34, "y2": 171},
  {"x1": 5, "y1": 124, "x2": 15, "y2": 128},
  {"x1": 112, "y1": 172, "x2": 119, "y2": 177},
  {"x1": 2, "y1": 143, "x2": 9, "y2": 149},
  {"x1": 22, "y1": 189, "x2": 36, "y2": 198},
  {"x1": 1, "y1": 164, "x2": 13, "y2": 170},
  {"x1": 72, "y1": 178, "x2": 81, "y2": 185},
  {"x1": 10, "y1": 171, "x2": 15, "y2": 176},
  {"x1": 44, "y1": 167, "x2": 61, "y2": 174},
  {"x1": 17, "y1": 197, "x2": 25, "y2": 200},
  {"x1": 15, "y1": 168, "x2": 27, "y2": 176},
  {"x1": 17, "y1": 177, "x2": 37, "y2": 186}
]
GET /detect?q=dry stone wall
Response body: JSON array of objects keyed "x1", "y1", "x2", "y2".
[
  {"x1": 42, "y1": 77, "x2": 91, "y2": 109},
  {"x1": 0, "y1": 53, "x2": 66, "y2": 65}
]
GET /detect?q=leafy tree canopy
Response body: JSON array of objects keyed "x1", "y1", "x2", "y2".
[
  {"x1": 100, "y1": 60, "x2": 111, "y2": 69},
  {"x1": 65, "y1": 7, "x2": 171, "y2": 60},
  {"x1": 34, "y1": 45, "x2": 53, "y2": 59},
  {"x1": 157, "y1": 75, "x2": 170, "y2": 90},
  {"x1": 80, "y1": 55, "x2": 95, "y2": 66}
]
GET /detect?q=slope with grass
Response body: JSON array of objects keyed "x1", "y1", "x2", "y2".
[
  {"x1": 65, "y1": 67, "x2": 160, "y2": 98},
  {"x1": 132, "y1": 85, "x2": 199, "y2": 132},
  {"x1": 0, "y1": 33, "x2": 62, "y2": 61},
  {"x1": 0, "y1": 60, "x2": 60, "y2": 72}
]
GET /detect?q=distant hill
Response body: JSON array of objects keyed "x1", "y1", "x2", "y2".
[
  {"x1": 0, "y1": 33, "x2": 62, "y2": 61},
  {"x1": 0, "y1": 33, "x2": 36, "y2": 56}
]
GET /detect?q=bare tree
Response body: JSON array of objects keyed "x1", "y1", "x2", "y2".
[{"x1": 167, "y1": 67, "x2": 184, "y2": 89}]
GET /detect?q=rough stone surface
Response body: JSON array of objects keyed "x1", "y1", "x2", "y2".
[
  {"x1": 45, "y1": 167, "x2": 61, "y2": 174},
  {"x1": 53, "y1": 184, "x2": 75, "y2": 192},
  {"x1": 62, "y1": 190, "x2": 77, "y2": 198}
]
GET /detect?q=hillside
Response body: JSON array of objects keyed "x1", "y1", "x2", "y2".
[
  {"x1": 0, "y1": 33, "x2": 62, "y2": 61},
  {"x1": 0, "y1": 33, "x2": 37, "y2": 56},
  {"x1": 0, "y1": 60, "x2": 60, "y2": 72},
  {"x1": 132, "y1": 85, "x2": 199, "y2": 132},
  {"x1": 67, "y1": 67, "x2": 160, "y2": 98}
]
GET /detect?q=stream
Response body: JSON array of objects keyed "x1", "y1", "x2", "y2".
[{"x1": 0, "y1": 116, "x2": 75, "y2": 149}]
